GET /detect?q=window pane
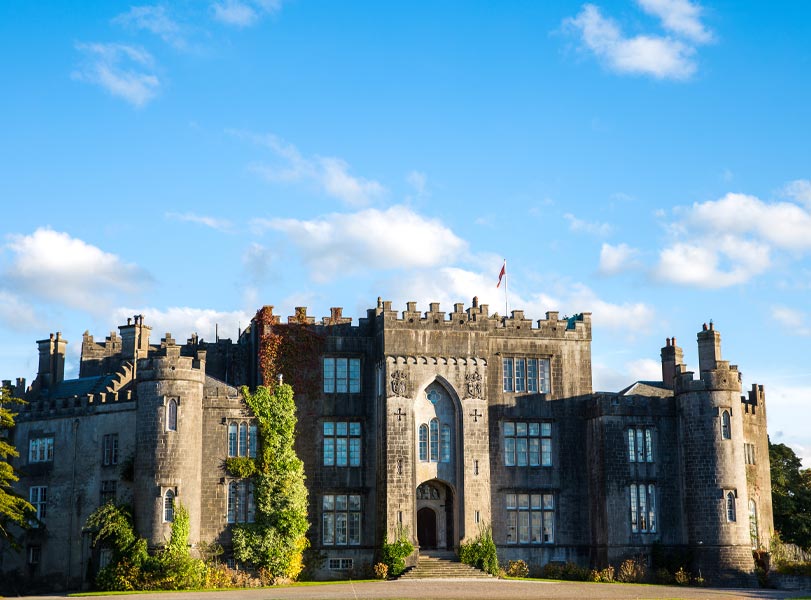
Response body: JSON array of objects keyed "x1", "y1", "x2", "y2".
[
  {"x1": 515, "y1": 358, "x2": 526, "y2": 392},
  {"x1": 543, "y1": 509, "x2": 554, "y2": 543},
  {"x1": 249, "y1": 424, "x2": 258, "y2": 458},
  {"x1": 324, "y1": 359, "x2": 335, "y2": 393},
  {"x1": 503, "y1": 358, "x2": 514, "y2": 392},
  {"x1": 430, "y1": 419, "x2": 439, "y2": 462},
  {"x1": 531, "y1": 511, "x2": 541, "y2": 543},
  {"x1": 349, "y1": 495, "x2": 361, "y2": 511},
  {"x1": 348, "y1": 512, "x2": 360, "y2": 544},
  {"x1": 519, "y1": 511, "x2": 530, "y2": 543},
  {"x1": 543, "y1": 494, "x2": 554, "y2": 510},
  {"x1": 628, "y1": 429, "x2": 635, "y2": 462},
  {"x1": 516, "y1": 438, "x2": 528, "y2": 466},
  {"x1": 722, "y1": 411, "x2": 731, "y2": 440},
  {"x1": 336, "y1": 495, "x2": 347, "y2": 511},
  {"x1": 541, "y1": 438, "x2": 552, "y2": 467},
  {"x1": 639, "y1": 485, "x2": 648, "y2": 531},
  {"x1": 541, "y1": 422, "x2": 551, "y2": 437},
  {"x1": 323, "y1": 421, "x2": 334, "y2": 436},
  {"x1": 504, "y1": 437, "x2": 515, "y2": 466},
  {"x1": 527, "y1": 359, "x2": 538, "y2": 392},
  {"x1": 239, "y1": 423, "x2": 248, "y2": 457},
  {"x1": 440, "y1": 424, "x2": 451, "y2": 462},
  {"x1": 507, "y1": 511, "x2": 517, "y2": 544},
  {"x1": 419, "y1": 424, "x2": 428, "y2": 461},
  {"x1": 336, "y1": 513, "x2": 347, "y2": 544},
  {"x1": 528, "y1": 422, "x2": 539, "y2": 436},
  {"x1": 630, "y1": 484, "x2": 638, "y2": 532},
  {"x1": 336, "y1": 359, "x2": 348, "y2": 393},
  {"x1": 504, "y1": 422, "x2": 515, "y2": 436},
  {"x1": 323, "y1": 438, "x2": 334, "y2": 466},
  {"x1": 636, "y1": 429, "x2": 644, "y2": 462},
  {"x1": 349, "y1": 359, "x2": 360, "y2": 393},
  {"x1": 648, "y1": 484, "x2": 656, "y2": 533},
  {"x1": 530, "y1": 494, "x2": 541, "y2": 509},
  {"x1": 506, "y1": 493, "x2": 517, "y2": 509},
  {"x1": 645, "y1": 429, "x2": 653, "y2": 462},
  {"x1": 516, "y1": 422, "x2": 527, "y2": 436},
  {"x1": 336, "y1": 422, "x2": 347, "y2": 436},
  {"x1": 539, "y1": 359, "x2": 550, "y2": 393},
  {"x1": 529, "y1": 437, "x2": 540, "y2": 466},
  {"x1": 323, "y1": 495, "x2": 334, "y2": 510},
  {"x1": 349, "y1": 422, "x2": 361, "y2": 436},
  {"x1": 349, "y1": 438, "x2": 361, "y2": 466},
  {"x1": 518, "y1": 493, "x2": 529, "y2": 509},
  {"x1": 336, "y1": 438, "x2": 348, "y2": 466},
  {"x1": 228, "y1": 483, "x2": 236, "y2": 523},
  {"x1": 323, "y1": 513, "x2": 334, "y2": 544}
]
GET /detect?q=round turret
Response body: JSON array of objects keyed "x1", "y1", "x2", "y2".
[{"x1": 133, "y1": 346, "x2": 206, "y2": 547}]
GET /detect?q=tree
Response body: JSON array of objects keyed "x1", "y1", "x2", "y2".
[
  {"x1": 232, "y1": 384, "x2": 309, "y2": 580},
  {"x1": 0, "y1": 386, "x2": 34, "y2": 547},
  {"x1": 770, "y1": 440, "x2": 811, "y2": 550}
]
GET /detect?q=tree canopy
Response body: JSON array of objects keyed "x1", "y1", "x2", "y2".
[
  {"x1": 1, "y1": 386, "x2": 34, "y2": 547},
  {"x1": 770, "y1": 440, "x2": 811, "y2": 550}
]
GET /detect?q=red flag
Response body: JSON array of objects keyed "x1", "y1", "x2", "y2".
[{"x1": 496, "y1": 261, "x2": 506, "y2": 288}]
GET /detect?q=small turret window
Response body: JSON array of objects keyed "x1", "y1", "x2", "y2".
[
  {"x1": 721, "y1": 410, "x2": 731, "y2": 440},
  {"x1": 749, "y1": 499, "x2": 759, "y2": 548},
  {"x1": 167, "y1": 399, "x2": 178, "y2": 431},
  {"x1": 164, "y1": 489, "x2": 175, "y2": 522},
  {"x1": 726, "y1": 491, "x2": 736, "y2": 521}
]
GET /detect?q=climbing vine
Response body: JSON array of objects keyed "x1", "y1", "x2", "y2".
[{"x1": 231, "y1": 384, "x2": 309, "y2": 580}]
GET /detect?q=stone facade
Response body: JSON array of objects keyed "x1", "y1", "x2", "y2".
[{"x1": 0, "y1": 299, "x2": 773, "y2": 593}]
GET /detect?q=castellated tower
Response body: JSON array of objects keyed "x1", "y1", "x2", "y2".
[
  {"x1": 133, "y1": 337, "x2": 206, "y2": 547},
  {"x1": 676, "y1": 323, "x2": 755, "y2": 585}
]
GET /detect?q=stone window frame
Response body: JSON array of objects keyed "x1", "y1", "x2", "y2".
[
  {"x1": 323, "y1": 357, "x2": 361, "y2": 394},
  {"x1": 227, "y1": 480, "x2": 256, "y2": 524},
  {"x1": 419, "y1": 424, "x2": 428, "y2": 461},
  {"x1": 503, "y1": 421, "x2": 553, "y2": 467},
  {"x1": 629, "y1": 483, "x2": 657, "y2": 533},
  {"x1": 228, "y1": 421, "x2": 258, "y2": 458},
  {"x1": 505, "y1": 492, "x2": 555, "y2": 545},
  {"x1": 102, "y1": 433, "x2": 119, "y2": 466},
  {"x1": 164, "y1": 489, "x2": 175, "y2": 522},
  {"x1": 322, "y1": 494, "x2": 362, "y2": 546},
  {"x1": 725, "y1": 490, "x2": 737, "y2": 522},
  {"x1": 27, "y1": 545, "x2": 41, "y2": 567},
  {"x1": 720, "y1": 409, "x2": 732, "y2": 440},
  {"x1": 100, "y1": 480, "x2": 117, "y2": 506},
  {"x1": 28, "y1": 436, "x2": 54, "y2": 463},
  {"x1": 749, "y1": 499, "x2": 759, "y2": 548},
  {"x1": 627, "y1": 427, "x2": 654, "y2": 463},
  {"x1": 502, "y1": 357, "x2": 551, "y2": 394},
  {"x1": 744, "y1": 442, "x2": 756, "y2": 465},
  {"x1": 322, "y1": 421, "x2": 361, "y2": 467},
  {"x1": 29, "y1": 486, "x2": 47, "y2": 526},
  {"x1": 418, "y1": 419, "x2": 450, "y2": 463},
  {"x1": 166, "y1": 398, "x2": 179, "y2": 432},
  {"x1": 328, "y1": 558, "x2": 354, "y2": 570}
]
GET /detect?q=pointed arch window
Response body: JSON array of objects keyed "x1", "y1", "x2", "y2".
[
  {"x1": 721, "y1": 410, "x2": 731, "y2": 440},
  {"x1": 167, "y1": 399, "x2": 178, "y2": 431},
  {"x1": 228, "y1": 423, "x2": 238, "y2": 456},
  {"x1": 726, "y1": 491, "x2": 736, "y2": 522},
  {"x1": 440, "y1": 424, "x2": 451, "y2": 462},
  {"x1": 429, "y1": 419, "x2": 439, "y2": 462},
  {"x1": 164, "y1": 489, "x2": 175, "y2": 522},
  {"x1": 419, "y1": 424, "x2": 428, "y2": 462}
]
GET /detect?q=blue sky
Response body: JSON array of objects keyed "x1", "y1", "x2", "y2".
[{"x1": 1, "y1": 1, "x2": 810, "y2": 464}]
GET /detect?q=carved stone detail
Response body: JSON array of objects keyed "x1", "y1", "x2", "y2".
[
  {"x1": 465, "y1": 370, "x2": 483, "y2": 399},
  {"x1": 389, "y1": 370, "x2": 408, "y2": 397}
]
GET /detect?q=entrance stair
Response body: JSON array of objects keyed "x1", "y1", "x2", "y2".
[{"x1": 399, "y1": 550, "x2": 492, "y2": 579}]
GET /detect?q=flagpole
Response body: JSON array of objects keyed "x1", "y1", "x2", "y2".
[{"x1": 504, "y1": 259, "x2": 508, "y2": 318}]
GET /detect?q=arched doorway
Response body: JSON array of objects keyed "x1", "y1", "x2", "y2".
[{"x1": 417, "y1": 507, "x2": 437, "y2": 548}]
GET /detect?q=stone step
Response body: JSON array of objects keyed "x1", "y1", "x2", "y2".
[{"x1": 398, "y1": 553, "x2": 493, "y2": 579}]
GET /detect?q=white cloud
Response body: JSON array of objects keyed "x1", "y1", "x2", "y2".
[
  {"x1": 72, "y1": 42, "x2": 160, "y2": 107},
  {"x1": 113, "y1": 306, "x2": 252, "y2": 343},
  {"x1": 599, "y1": 242, "x2": 640, "y2": 275},
  {"x1": 564, "y1": 213, "x2": 613, "y2": 236},
  {"x1": 0, "y1": 291, "x2": 40, "y2": 331},
  {"x1": 166, "y1": 212, "x2": 233, "y2": 232},
  {"x1": 211, "y1": 0, "x2": 282, "y2": 27},
  {"x1": 655, "y1": 236, "x2": 771, "y2": 288},
  {"x1": 112, "y1": 5, "x2": 187, "y2": 49},
  {"x1": 626, "y1": 358, "x2": 662, "y2": 381},
  {"x1": 772, "y1": 305, "x2": 811, "y2": 336},
  {"x1": 564, "y1": 4, "x2": 697, "y2": 80},
  {"x1": 253, "y1": 206, "x2": 467, "y2": 282},
  {"x1": 783, "y1": 179, "x2": 811, "y2": 208},
  {"x1": 636, "y1": 0, "x2": 713, "y2": 43},
  {"x1": 233, "y1": 131, "x2": 385, "y2": 206},
  {"x1": 4, "y1": 228, "x2": 150, "y2": 312}
]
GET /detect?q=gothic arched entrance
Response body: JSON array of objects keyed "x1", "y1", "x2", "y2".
[
  {"x1": 416, "y1": 480, "x2": 454, "y2": 549},
  {"x1": 417, "y1": 507, "x2": 437, "y2": 548}
]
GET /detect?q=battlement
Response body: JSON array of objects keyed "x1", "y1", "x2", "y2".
[
  {"x1": 673, "y1": 324, "x2": 742, "y2": 394},
  {"x1": 16, "y1": 386, "x2": 136, "y2": 421},
  {"x1": 742, "y1": 383, "x2": 766, "y2": 416}
]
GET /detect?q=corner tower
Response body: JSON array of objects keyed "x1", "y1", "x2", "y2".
[
  {"x1": 676, "y1": 324, "x2": 755, "y2": 584},
  {"x1": 133, "y1": 334, "x2": 206, "y2": 547}
]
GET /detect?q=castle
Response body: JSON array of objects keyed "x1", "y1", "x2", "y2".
[{"x1": 0, "y1": 297, "x2": 772, "y2": 592}]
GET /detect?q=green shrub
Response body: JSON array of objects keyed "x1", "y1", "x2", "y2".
[
  {"x1": 505, "y1": 559, "x2": 529, "y2": 578},
  {"x1": 373, "y1": 562, "x2": 389, "y2": 580},
  {"x1": 224, "y1": 456, "x2": 257, "y2": 478},
  {"x1": 380, "y1": 527, "x2": 414, "y2": 577},
  {"x1": 458, "y1": 524, "x2": 499, "y2": 576},
  {"x1": 589, "y1": 565, "x2": 615, "y2": 582},
  {"x1": 674, "y1": 566, "x2": 690, "y2": 585},
  {"x1": 540, "y1": 561, "x2": 589, "y2": 581}
]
